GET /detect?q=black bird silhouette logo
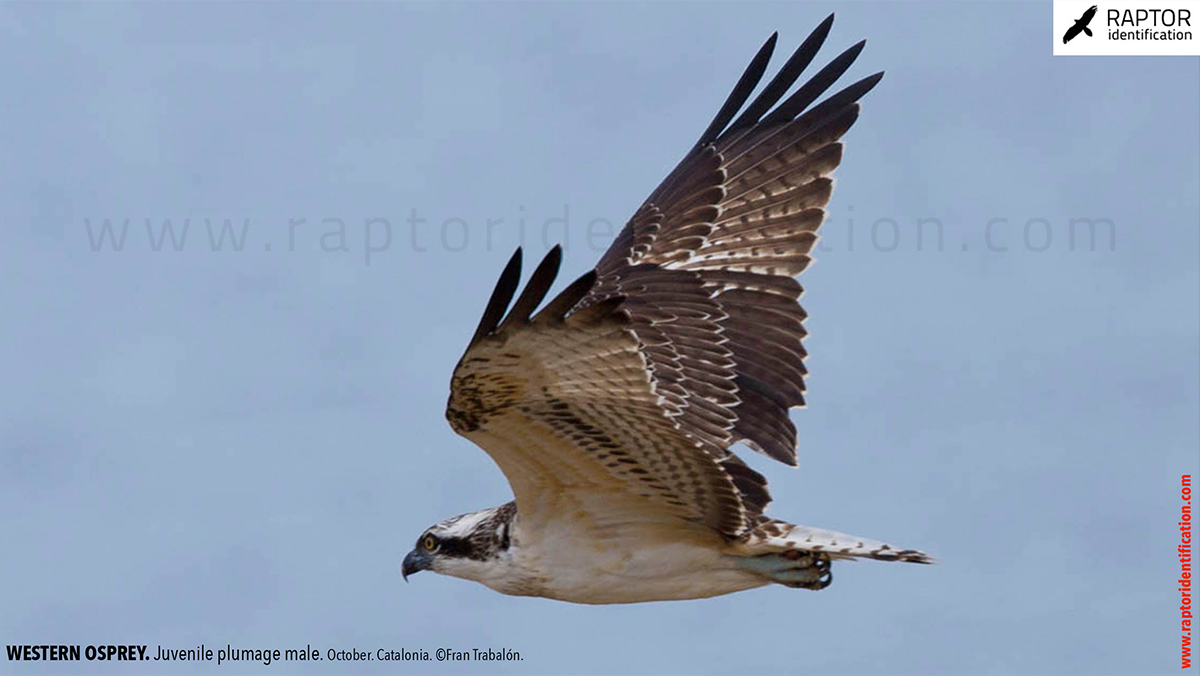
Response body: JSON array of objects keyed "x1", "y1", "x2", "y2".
[{"x1": 1063, "y1": 5, "x2": 1099, "y2": 43}]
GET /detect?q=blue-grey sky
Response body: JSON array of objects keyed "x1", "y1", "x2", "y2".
[{"x1": 2, "y1": 2, "x2": 1197, "y2": 674}]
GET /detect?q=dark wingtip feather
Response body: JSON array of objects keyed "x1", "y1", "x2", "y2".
[
  {"x1": 534, "y1": 269, "x2": 599, "y2": 323},
  {"x1": 500, "y1": 245, "x2": 563, "y2": 330},
  {"x1": 466, "y1": 247, "x2": 522, "y2": 350},
  {"x1": 793, "y1": 71, "x2": 884, "y2": 131},
  {"x1": 692, "y1": 32, "x2": 778, "y2": 150},
  {"x1": 843, "y1": 71, "x2": 884, "y2": 104},
  {"x1": 728, "y1": 16, "x2": 836, "y2": 134},
  {"x1": 760, "y1": 38, "x2": 868, "y2": 127}
]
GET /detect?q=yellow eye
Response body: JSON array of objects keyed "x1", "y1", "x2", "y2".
[{"x1": 423, "y1": 535, "x2": 437, "y2": 551}]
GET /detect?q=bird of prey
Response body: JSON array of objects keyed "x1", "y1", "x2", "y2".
[
  {"x1": 1063, "y1": 5, "x2": 1098, "y2": 43},
  {"x1": 402, "y1": 15, "x2": 933, "y2": 604}
]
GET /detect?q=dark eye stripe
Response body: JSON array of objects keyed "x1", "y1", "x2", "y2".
[{"x1": 436, "y1": 537, "x2": 477, "y2": 559}]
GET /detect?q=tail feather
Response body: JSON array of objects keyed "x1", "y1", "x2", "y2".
[{"x1": 742, "y1": 519, "x2": 935, "y2": 564}]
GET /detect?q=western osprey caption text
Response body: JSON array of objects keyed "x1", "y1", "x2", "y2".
[{"x1": 7, "y1": 644, "x2": 522, "y2": 665}]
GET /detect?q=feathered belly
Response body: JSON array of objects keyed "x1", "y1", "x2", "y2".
[{"x1": 506, "y1": 516, "x2": 768, "y2": 604}]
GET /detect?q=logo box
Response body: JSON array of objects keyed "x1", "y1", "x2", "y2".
[{"x1": 1054, "y1": 0, "x2": 1200, "y2": 55}]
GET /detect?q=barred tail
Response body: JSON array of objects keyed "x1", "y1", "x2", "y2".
[{"x1": 744, "y1": 519, "x2": 935, "y2": 564}]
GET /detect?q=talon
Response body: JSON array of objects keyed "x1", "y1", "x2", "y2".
[{"x1": 734, "y1": 551, "x2": 833, "y2": 590}]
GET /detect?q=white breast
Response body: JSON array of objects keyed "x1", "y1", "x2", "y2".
[{"x1": 486, "y1": 507, "x2": 764, "y2": 604}]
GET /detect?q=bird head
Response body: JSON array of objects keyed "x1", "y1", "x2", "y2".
[{"x1": 402, "y1": 503, "x2": 516, "y2": 583}]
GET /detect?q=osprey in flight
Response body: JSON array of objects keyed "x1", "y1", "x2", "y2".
[{"x1": 403, "y1": 15, "x2": 932, "y2": 604}]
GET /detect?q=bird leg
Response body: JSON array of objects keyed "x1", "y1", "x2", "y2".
[{"x1": 733, "y1": 551, "x2": 833, "y2": 590}]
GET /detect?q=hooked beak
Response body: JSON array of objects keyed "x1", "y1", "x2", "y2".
[{"x1": 401, "y1": 549, "x2": 430, "y2": 582}]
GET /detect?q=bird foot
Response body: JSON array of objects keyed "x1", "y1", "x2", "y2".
[{"x1": 734, "y1": 551, "x2": 833, "y2": 590}]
